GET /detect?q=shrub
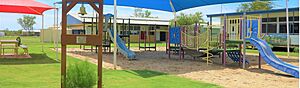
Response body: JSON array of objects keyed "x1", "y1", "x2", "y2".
[
  {"x1": 66, "y1": 61, "x2": 97, "y2": 88},
  {"x1": 293, "y1": 47, "x2": 299, "y2": 53}
]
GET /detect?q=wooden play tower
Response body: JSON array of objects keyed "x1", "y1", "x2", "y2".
[{"x1": 61, "y1": 0, "x2": 103, "y2": 88}]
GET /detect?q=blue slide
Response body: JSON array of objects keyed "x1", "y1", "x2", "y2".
[
  {"x1": 246, "y1": 20, "x2": 299, "y2": 78},
  {"x1": 104, "y1": 14, "x2": 136, "y2": 59}
]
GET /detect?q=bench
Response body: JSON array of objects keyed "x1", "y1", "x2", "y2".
[{"x1": 20, "y1": 45, "x2": 28, "y2": 55}]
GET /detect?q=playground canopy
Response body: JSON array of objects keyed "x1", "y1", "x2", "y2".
[
  {"x1": 55, "y1": 0, "x2": 257, "y2": 12},
  {"x1": 0, "y1": 0, "x2": 54, "y2": 53},
  {"x1": 0, "y1": 0, "x2": 53, "y2": 15}
]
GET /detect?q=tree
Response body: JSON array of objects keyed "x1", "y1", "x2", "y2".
[
  {"x1": 133, "y1": 8, "x2": 144, "y2": 17},
  {"x1": 17, "y1": 15, "x2": 36, "y2": 35},
  {"x1": 144, "y1": 10, "x2": 151, "y2": 18},
  {"x1": 132, "y1": 8, "x2": 156, "y2": 18},
  {"x1": 170, "y1": 12, "x2": 205, "y2": 26},
  {"x1": 237, "y1": 0, "x2": 273, "y2": 12}
]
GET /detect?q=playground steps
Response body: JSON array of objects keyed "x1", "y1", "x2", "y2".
[{"x1": 226, "y1": 50, "x2": 249, "y2": 64}]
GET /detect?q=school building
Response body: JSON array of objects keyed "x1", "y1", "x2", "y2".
[{"x1": 207, "y1": 7, "x2": 299, "y2": 47}]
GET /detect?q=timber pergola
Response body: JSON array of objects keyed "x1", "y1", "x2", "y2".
[{"x1": 61, "y1": 0, "x2": 103, "y2": 88}]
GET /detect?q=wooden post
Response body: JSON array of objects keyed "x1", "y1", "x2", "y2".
[
  {"x1": 61, "y1": 0, "x2": 103, "y2": 88},
  {"x1": 239, "y1": 15, "x2": 243, "y2": 66},
  {"x1": 259, "y1": 53, "x2": 261, "y2": 69},
  {"x1": 128, "y1": 19, "x2": 131, "y2": 49},
  {"x1": 145, "y1": 28, "x2": 147, "y2": 51},
  {"x1": 154, "y1": 24, "x2": 157, "y2": 51},
  {"x1": 168, "y1": 29, "x2": 171, "y2": 59},
  {"x1": 222, "y1": 15, "x2": 227, "y2": 66},
  {"x1": 138, "y1": 27, "x2": 141, "y2": 50},
  {"x1": 97, "y1": 1, "x2": 103, "y2": 88},
  {"x1": 61, "y1": 1, "x2": 68, "y2": 88}
]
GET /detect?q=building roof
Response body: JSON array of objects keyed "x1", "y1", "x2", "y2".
[
  {"x1": 67, "y1": 14, "x2": 170, "y2": 26},
  {"x1": 207, "y1": 7, "x2": 299, "y2": 17}
]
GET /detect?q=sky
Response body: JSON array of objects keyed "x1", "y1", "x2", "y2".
[{"x1": 0, "y1": 0, "x2": 298, "y2": 30}]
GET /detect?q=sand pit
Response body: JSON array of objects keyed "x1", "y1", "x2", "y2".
[{"x1": 63, "y1": 47, "x2": 299, "y2": 88}]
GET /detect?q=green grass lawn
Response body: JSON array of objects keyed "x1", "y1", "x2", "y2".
[{"x1": 0, "y1": 36, "x2": 221, "y2": 88}]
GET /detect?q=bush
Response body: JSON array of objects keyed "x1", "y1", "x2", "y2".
[
  {"x1": 293, "y1": 47, "x2": 299, "y2": 53},
  {"x1": 66, "y1": 61, "x2": 97, "y2": 88}
]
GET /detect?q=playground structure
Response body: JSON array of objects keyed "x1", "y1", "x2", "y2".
[
  {"x1": 78, "y1": 14, "x2": 136, "y2": 53},
  {"x1": 104, "y1": 14, "x2": 136, "y2": 59},
  {"x1": 167, "y1": 22, "x2": 244, "y2": 65},
  {"x1": 219, "y1": 16, "x2": 262, "y2": 66},
  {"x1": 119, "y1": 18, "x2": 131, "y2": 50},
  {"x1": 246, "y1": 19, "x2": 299, "y2": 78},
  {"x1": 182, "y1": 24, "x2": 213, "y2": 64},
  {"x1": 166, "y1": 14, "x2": 299, "y2": 78},
  {"x1": 78, "y1": 15, "x2": 112, "y2": 53},
  {"x1": 53, "y1": 0, "x2": 297, "y2": 79},
  {"x1": 221, "y1": 15, "x2": 298, "y2": 77},
  {"x1": 139, "y1": 24, "x2": 157, "y2": 51}
]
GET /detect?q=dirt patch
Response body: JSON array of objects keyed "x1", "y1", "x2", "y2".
[{"x1": 61, "y1": 47, "x2": 299, "y2": 88}]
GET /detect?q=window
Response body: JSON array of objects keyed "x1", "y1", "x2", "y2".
[
  {"x1": 150, "y1": 32, "x2": 155, "y2": 35},
  {"x1": 279, "y1": 16, "x2": 299, "y2": 22},
  {"x1": 262, "y1": 24, "x2": 267, "y2": 33},
  {"x1": 266, "y1": 24, "x2": 277, "y2": 33},
  {"x1": 134, "y1": 26, "x2": 140, "y2": 30},
  {"x1": 129, "y1": 26, "x2": 141, "y2": 31},
  {"x1": 262, "y1": 18, "x2": 267, "y2": 22},
  {"x1": 279, "y1": 17, "x2": 286, "y2": 22},
  {"x1": 279, "y1": 23, "x2": 287, "y2": 33},
  {"x1": 262, "y1": 24, "x2": 277, "y2": 33},
  {"x1": 72, "y1": 30, "x2": 85, "y2": 34},
  {"x1": 149, "y1": 26, "x2": 156, "y2": 30},
  {"x1": 130, "y1": 31, "x2": 139, "y2": 35},
  {"x1": 293, "y1": 23, "x2": 299, "y2": 34},
  {"x1": 229, "y1": 20, "x2": 238, "y2": 24},
  {"x1": 293, "y1": 16, "x2": 299, "y2": 21},
  {"x1": 129, "y1": 26, "x2": 134, "y2": 30},
  {"x1": 291, "y1": 23, "x2": 299, "y2": 34},
  {"x1": 279, "y1": 23, "x2": 299, "y2": 34},
  {"x1": 262, "y1": 18, "x2": 277, "y2": 22}
]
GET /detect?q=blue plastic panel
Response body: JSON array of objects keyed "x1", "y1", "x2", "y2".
[{"x1": 169, "y1": 27, "x2": 181, "y2": 44}]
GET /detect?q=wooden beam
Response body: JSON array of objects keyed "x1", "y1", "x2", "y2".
[
  {"x1": 65, "y1": 1, "x2": 78, "y2": 14},
  {"x1": 61, "y1": 0, "x2": 67, "y2": 88},
  {"x1": 89, "y1": 2, "x2": 101, "y2": 14},
  {"x1": 97, "y1": 0, "x2": 103, "y2": 88}
]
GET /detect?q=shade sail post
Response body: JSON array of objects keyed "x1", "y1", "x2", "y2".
[
  {"x1": 53, "y1": 3, "x2": 59, "y2": 61},
  {"x1": 113, "y1": 0, "x2": 118, "y2": 70},
  {"x1": 56, "y1": 8, "x2": 59, "y2": 61},
  {"x1": 169, "y1": 0, "x2": 177, "y2": 26},
  {"x1": 242, "y1": 12, "x2": 246, "y2": 69},
  {"x1": 285, "y1": 0, "x2": 290, "y2": 59},
  {"x1": 42, "y1": 14, "x2": 44, "y2": 52}
]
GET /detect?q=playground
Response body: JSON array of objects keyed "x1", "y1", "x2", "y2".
[
  {"x1": 65, "y1": 47, "x2": 298, "y2": 88},
  {"x1": 0, "y1": 0, "x2": 299, "y2": 88}
]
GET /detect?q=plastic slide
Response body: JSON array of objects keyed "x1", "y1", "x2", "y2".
[
  {"x1": 104, "y1": 14, "x2": 136, "y2": 59},
  {"x1": 246, "y1": 20, "x2": 299, "y2": 78}
]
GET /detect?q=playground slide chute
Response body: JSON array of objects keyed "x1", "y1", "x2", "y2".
[
  {"x1": 247, "y1": 38, "x2": 299, "y2": 78},
  {"x1": 246, "y1": 20, "x2": 299, "y2": 78},
  {"x1": 108, "y1": 29, "x2": 136, "y2": 59},
  {"x1": 104, "y1": 14, "x2": 136, "y2": 59}
]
